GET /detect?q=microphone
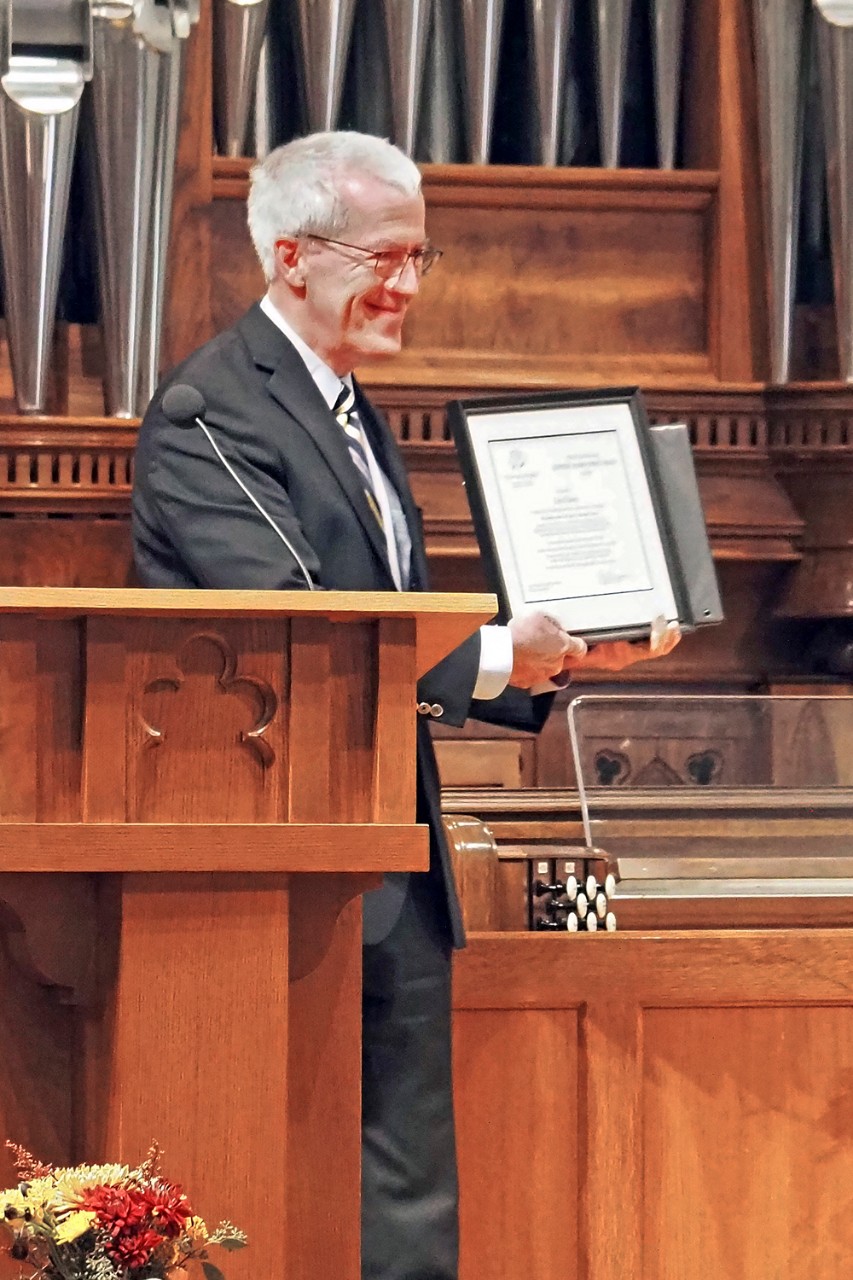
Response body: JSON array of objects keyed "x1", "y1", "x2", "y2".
[
  {"x1": 160, "y1": 382, "x2": 316, "y2": 590},
  {"x1": 161, "y1": 383, "x2": 206, "y2": 426}
]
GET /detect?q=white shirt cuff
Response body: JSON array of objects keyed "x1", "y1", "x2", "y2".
[{"x1": 472, "y1": 625, "x2": 513, "y2": 700}]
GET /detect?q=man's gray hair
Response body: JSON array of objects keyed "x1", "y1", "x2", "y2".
[{"x1": 247, "y1": 131, "x2": 422, "y2": 282}]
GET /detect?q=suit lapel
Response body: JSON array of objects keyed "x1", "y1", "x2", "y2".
[{"x1": 237, "y1": 306, "x2": 395, "y2": 582}]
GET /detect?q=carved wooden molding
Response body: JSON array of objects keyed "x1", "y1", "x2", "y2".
[
  {"x1": 0, "y1": 417, "x2": 135, "y2": 513},
  {"x1": 211, "y1": 158, "x2": 720, "y2": 208}
]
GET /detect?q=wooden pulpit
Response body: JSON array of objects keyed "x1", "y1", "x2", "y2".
[{"x1": 0, "y1": 587, "x2": 494, "y2": 1280}]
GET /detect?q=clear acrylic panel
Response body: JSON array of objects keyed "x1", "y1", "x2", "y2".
[{"x1": 566, "y1": 694, "x2": 853, "y2": 897}]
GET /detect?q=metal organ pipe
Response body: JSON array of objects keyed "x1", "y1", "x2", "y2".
[{"x1": 0, "y1": 0, "x2": 91, "y2": 414}]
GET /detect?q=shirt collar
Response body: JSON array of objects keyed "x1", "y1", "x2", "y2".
[{"x1": 259, "y1": 293, "x2": 350, "y2": 409}]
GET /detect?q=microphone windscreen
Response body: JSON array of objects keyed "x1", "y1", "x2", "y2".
[{"x1": 161, "y1": 383, "x2": 207, "y2": 427}]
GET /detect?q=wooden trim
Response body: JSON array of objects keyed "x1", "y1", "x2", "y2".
[
  {"x1": 0, "y1": 588, "x2": 496, "y2": 676},
  {"x1": 443, "y1": 785, "x2": 853, "y2": 816},
  {"x1": 211, "y1": 157, "x2": 720, "y2": 208},
  {"x1": 0, "y1": 821, "x2": 430, "y2": 872},
  {"x1": 454, "y1": 930, "x2": 853, "y2": 1006},
  {"x1": 0, "y1": 585, "x2": 494, "y2": 619}
]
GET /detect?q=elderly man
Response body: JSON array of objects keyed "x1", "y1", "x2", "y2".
[{"x1": 132, "y1": 130, "x2": 677, "y2": 1280}]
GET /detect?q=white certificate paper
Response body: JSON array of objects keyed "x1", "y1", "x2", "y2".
[{"x1": 467, "y1": 403, "x2": 679, "y2": 637}]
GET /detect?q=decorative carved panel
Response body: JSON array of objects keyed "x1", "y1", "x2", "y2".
[{"x1": 124, "y1": 621, "x2": 288, "y2": 824}]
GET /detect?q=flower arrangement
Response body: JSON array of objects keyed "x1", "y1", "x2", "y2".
[{"x1": 0, "y1": 1143, "x2": 246, "y2": 1280}]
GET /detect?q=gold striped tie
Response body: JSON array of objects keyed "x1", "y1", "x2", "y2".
[{"x1": 334, "y1": 383, "x2": 384, "y2": 529}]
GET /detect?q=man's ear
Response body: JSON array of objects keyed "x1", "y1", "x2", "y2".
[{"x1": 274, "y1": 237, "x2": 305, "y2": 287}]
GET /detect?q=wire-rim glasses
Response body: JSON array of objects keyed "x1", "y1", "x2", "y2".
[{"x1": 307, "y1": 234, "x2": 443, "y2": 280}]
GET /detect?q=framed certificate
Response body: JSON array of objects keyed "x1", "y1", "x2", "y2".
[{"x1": 448, "y1": 387, "x2": 723, "y2": 642}]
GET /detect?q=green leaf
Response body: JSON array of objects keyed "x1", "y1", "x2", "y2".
[
  {"x1": 218, "y1": 1239, "x2": 247, "y2": 1253},
  {"x1": 202, "y1": 1263, "x2": 226, "y2": 1280}
]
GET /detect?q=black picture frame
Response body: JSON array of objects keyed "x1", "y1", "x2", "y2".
[{"x1": 448, "y1": 387, "x2": 723, "y2": 641}]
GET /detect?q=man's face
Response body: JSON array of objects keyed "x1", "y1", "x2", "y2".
[{"x1": 274, "y1": 174, "x2": 428, "y2": 375}]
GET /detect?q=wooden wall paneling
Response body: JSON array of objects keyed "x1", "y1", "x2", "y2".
[
  {"x1": 643, "y1": 1005, "x2": 853, "y2": 1279},
  {"x1": 433, "y1": 738, "x2": 529, "y2": 789},
  {"x1": 496, "y1": 858, "x2": 530, "y2": 931},
  {"x1": 683, "y1": 0, "x2": 767, "y2": 382},
  {"x1": 773, "y1": 444, "x2": 853, "y2": 621},
  {"x1": 0, "y1": 418, "x2": 136, "y2": 515},
  {"x1": 35, "y1": 620, "x2": 83, "y2": 820},
  {"x1": 210, "y1": 197, "x2": 263, "y2": 339},
  {"x1": 0, "y1": 627, "x2": 99, "y2": 984},
  {"x1": 580, "y1": 1002, "x2": 643, "y2": 1280},
  {"x1": 452, "y1": 932, "x2": 853, "y2": 1280},
  {"x1": 162, "y1": 0, "x2": 216, "y2": 371},
  {"x1": 205, "y1": 165, "x2": 719, "y2": 388},
  {"x1": 567, "y1": 693, "x2": 773, "y2": 790},
  {"x1": 0, "y1": 518, "x2": 134, "y2": 588},
  {"x1": 383, "y1": 169, "x2": 718, "y2": 389},
  {"x1": 453, "y1": 1007, "x2": 580, "y2": 1280}
]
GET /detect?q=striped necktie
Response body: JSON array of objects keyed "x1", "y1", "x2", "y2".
[{"x1": 333, "y1": 382, "x2": 384, "y2": 530}]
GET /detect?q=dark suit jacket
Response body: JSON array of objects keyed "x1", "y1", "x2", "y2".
[{"x1": 132, "y1": 304, "x2": 551, "y2": 947}]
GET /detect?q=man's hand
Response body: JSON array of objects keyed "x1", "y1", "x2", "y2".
[
  {"x1": 508, "y1": 612, "x2": 588, "y2": 688},
  {"x1": 560, "y1": 618, "x2": 681, "y2": 674}
]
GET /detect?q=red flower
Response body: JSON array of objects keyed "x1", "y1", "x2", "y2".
[
  {"x1": 107, "y1": 1228, "x2": 164, "y2": 1269},
  {"x1": 76, "y1": 1181, "x2": 192, "y2": 1270},
  {"x1": 137, "y1": 1181, "x2": 193, "y2": 1238},
  {"x1": 79, "y1": 1186, "x2": 148, "y2": 1236}
]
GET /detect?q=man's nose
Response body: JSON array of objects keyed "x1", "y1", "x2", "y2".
[{"x1": 388, "y1": 256, "x2": 421, "y2": 297}]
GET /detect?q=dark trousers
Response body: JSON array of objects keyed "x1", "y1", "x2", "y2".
[{"x1": 361, "y1": 873, "x2": 459, "y2": 1280}]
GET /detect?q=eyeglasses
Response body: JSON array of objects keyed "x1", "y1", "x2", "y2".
[{"x1": 306, "y1": 234, "x2": 443, "y2": 281}]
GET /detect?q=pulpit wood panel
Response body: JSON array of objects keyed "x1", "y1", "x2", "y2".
[
  {"x1": 0, "y1": 592, "x2": 488, "y2": 1280},
  {"x1": 0, "y1": 937, "x2": 77, "y2": 1183},
  {"x1": 283, "y1": 613, "x2": 369, "y2": 1280},
  {"x1": 372, "y1": 618, "x2": 417, "y2": 824},
  {"x1": 328, "y1": 623, "x2": 377, "y2": 824},
  {"x1": 101, "y1": 873, "x2": 291, "y2": 1280}
]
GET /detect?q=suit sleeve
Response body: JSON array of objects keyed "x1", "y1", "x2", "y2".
[
  {"x1": 416, "y1": 633, "x2": 482, "y2": 727},
  {"x1": 135, "y1": 401, "x2": 323, "y2": 590},
  {"x1": 468, "y1": 685, "x2": 555, "y2": 733},
  {"x1": 417, "y1": 636, "x2": 555, "y2": 732}
]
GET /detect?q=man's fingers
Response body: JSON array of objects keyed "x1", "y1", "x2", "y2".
[
  {"x1": 507, "y1": 612, "x2": 589, "y2": 686},
  {"x1": 654, "y1": 621, "x2": 681, "y2": 656}
]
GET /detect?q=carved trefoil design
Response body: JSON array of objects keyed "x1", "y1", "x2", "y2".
[{"x1": 140, "y1": 630, "x2": 279, "y2": 768}]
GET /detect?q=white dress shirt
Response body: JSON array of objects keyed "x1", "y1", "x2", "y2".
[{"x1": 259, "y1": 293, "x2": 512, "y2": 699}]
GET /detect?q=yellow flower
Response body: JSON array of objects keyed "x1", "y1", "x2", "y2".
[
  {"x1": 185, "y1": 1217, "x2": 208, "y2": 1246},
  {"x1": 1, "y1": 1190, "x2": 31, "y2": 1219},
  {"x1": 53, "y1": 1210, "x2": 96, "y2": 1245},
  {"x1": 54, "y1": 1165, "x2": 130, "y2": 1199},
  {"x1": 19, "y1": 1177, "x2": 59, "y2": 1212}
]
